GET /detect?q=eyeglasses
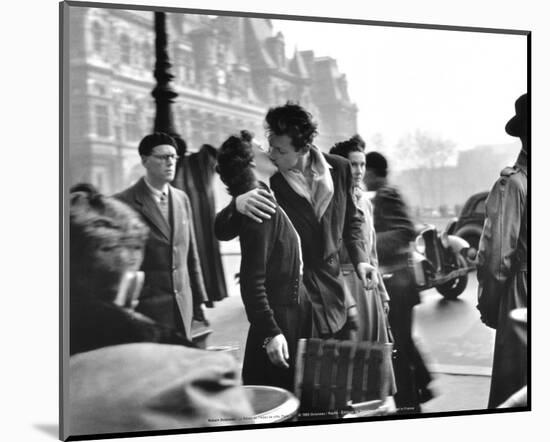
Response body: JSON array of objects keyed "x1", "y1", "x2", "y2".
[{"x1": 150, "y1": 154, "x2": 179, "y2": 162}]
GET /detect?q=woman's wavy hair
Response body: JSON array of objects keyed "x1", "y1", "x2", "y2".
[
  {"x1": 329, "y1": 134, "x2": 366, "y2": 158},
  {"x1": 216, "y1": 130, "x2": 257, "y2": 197},
  {"x1": 70, "y1": 183, "x2": 149, "y2": 296},
  {"x1": 264, "y1": 102, "x2": 318, "y2": 150}
]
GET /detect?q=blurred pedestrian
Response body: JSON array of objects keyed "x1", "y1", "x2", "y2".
[
  {"x1": 69, "y1": 184, "x2": 193, "y2": 355},
  {"x1": 115, "y1": 132, "x2": 208, "y2": 342},
  {"x1": 477, "y1": 93, "x2": 528, "y2": 408},
  {"x1": 216, "y1": 130, "x2": 305, "y2": 391},
  {"x1": 364, "y1": 151, "x2": 433, "y2": 413},
  {"x1": 215, "y1": 102, "x2": 376, "y2": 341}
]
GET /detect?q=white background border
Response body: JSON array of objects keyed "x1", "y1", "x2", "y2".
[{"x1": 2, "y1": 0, "x2": 547, "y2": 441}]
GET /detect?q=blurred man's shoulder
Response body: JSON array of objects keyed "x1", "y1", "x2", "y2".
[{"x1": 377, "y1": 184, "x2": 401, "y2": 200}]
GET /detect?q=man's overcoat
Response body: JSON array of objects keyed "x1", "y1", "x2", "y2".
[{"x1": 477, "y1": 151, "x2": 528, "y2": 408}]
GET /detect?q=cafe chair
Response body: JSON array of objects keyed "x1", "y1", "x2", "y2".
[{"x1": 293, "y1": 338, "x2": 394, "y2": 419}]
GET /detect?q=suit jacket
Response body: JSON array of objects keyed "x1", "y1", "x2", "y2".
[
  {"x1": 115, "y1": 177, "x2": 207, "y2": 340},
  {"x1": 215, "y1": 154, "x2": 367, "y2": 336}
]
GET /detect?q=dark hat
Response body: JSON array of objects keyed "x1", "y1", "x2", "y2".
[
  {"x1": 138, "y1": 132, "x2": 178, "y2": 156},
  {"x1": 505, "y1": 93, "x2": 530, "y2": 138}
]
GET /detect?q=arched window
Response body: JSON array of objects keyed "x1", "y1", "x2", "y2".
[
  {"x1": 119, "y1": 34, "x2": 131, "y2": 64},
  {"x1": 91, "y1": 22, "x2": 104, "y2": 53}
]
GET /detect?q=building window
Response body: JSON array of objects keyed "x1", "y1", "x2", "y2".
[
  {"x1": 217, "y1": 44, "x2": 226, "y2": 65},
  {"x1": 120, "y1": 34, "x2": 131, "y2": 64},
  {"x1": 124, "y1": 112, "x2": 140, "y2": 142},
  {"x1": 185, "y1": 57, "x2": 195, "y2": 83},
  {"x1": 94, "y1": 104, "x2": 110, "y2": 137},
  {"x1": 175, "y1": 49, "x2": 194, "y2": 84},
  {"x1": 216, "y1": 68, "x2": 226, "y2": 86},
  {"x1": 142, "y1": 42, "x2": 152, "y2": 70},
  {"x1": 145, "y1": 115, "x2": 154, "y2": 133},
  {"x1": 205, "y1": 115, "x2": 217, "y2": 144},
  {"x1": 91, "y1": 22, "x2": 104, "y2": 53},
  {"x1": 95, "y1": 84, "x2": 106, "y2": 96},
  {"x1": 93, "y1": 168, "x2": 107, "y2": 193}
]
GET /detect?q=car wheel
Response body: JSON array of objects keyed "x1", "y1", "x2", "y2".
[
  {"x1": 436, "y1": 254, "x2": 469, "y2": 299},
  {"x1": 461, "y1": 233, "x2": 480, "y2": 262}
]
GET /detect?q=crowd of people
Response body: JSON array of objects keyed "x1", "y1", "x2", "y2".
[{"x1": 68, "y1": 95, "x2": 529, "y2": 434}]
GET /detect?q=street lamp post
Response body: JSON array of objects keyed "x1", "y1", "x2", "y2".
[
  {"x1": 151, "y1": 11, "x2": 213, "y2": 348},
  {"x1": 152, "y1": 11, "x2": 178, "y2": 136}
]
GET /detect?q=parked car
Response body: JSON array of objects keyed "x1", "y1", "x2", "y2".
[
  {"x1": 447, "y1": 191, "x2": 489, "y2": 259},
  {"x1": 410, "y1": 221, "x2": 474, "y2": 299}
]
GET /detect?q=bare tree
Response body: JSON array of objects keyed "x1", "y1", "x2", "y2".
[
  {"x1": 395, "y1": 130, "x2": 456, "y2": 210},
  {"x1": 398, "y1": 129, "x2": 456, "y2": 169},
  {"x1": 370, "y1": 132, "x2": 385, "y2": 150}
]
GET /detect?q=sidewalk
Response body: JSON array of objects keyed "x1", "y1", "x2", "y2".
[{"x1": 205, "y1": 294, "x2": 491, "y2": 414}]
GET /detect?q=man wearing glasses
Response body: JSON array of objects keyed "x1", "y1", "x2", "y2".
[{"x1": 115, "y1": 132, "x2": 208, "y2": 342}]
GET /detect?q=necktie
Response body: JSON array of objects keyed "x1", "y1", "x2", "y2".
[{"x1": 159, "y1": 192, "x2": 169, "y2": 221}]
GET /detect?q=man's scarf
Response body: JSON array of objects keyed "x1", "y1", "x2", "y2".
[{"x1": 281, "y1": 145, "x2": 334, "y2": 220}]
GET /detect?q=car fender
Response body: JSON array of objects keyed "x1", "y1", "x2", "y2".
[
  {"x1": 409, "y1": 250, "x2": 428, "y2": 287},
  {"x1": 446, "y1": 234, "x2": 470, "y2": 253},
  {"x1": 455, "y1": 224, "x2": 483, "y2": 239},
  {"x1": 444, "y1": 217, "x2": 458, "y2": 235}
]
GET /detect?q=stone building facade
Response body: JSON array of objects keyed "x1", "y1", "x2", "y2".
[{"x1": 66, "y1": 6, "x2": 358, "y2": 195}]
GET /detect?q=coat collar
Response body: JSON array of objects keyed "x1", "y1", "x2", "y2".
[
  {"x1": 133, "y1": 177, "x2": 171, "y2": 241},
  {"x1": 516, "y1": 150, "x2": 528, "y2": 175}
]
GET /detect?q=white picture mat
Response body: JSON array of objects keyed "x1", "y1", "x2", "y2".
[{"x1": 2, "y1": 0, "x2": 547, "y2": 441}]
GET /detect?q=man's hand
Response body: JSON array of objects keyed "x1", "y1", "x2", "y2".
[
  {"x1": 382, "y1": 300, "x2": 390, "y2": 315},
  {"x1": 235, "y1": 188, "x2": 277, "y2": 223},
  {"x1": 265, "y1": 334, "x2": 290, "y2": 369},
  {"x1": 357, "y1": 262, "x2": 378, "y2": 289}
]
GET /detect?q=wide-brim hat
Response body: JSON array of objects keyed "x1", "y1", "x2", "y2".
[{"x1": 505, "y1": 93, "x2": 530, "y2": 138}]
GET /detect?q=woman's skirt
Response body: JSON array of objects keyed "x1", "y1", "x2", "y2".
[
  {"x1": 341, "y1": 263, "x2": 397, "y2": 395},
  {"x1": 341, "y1": 263, "x2": 391, "y2": 343}
]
